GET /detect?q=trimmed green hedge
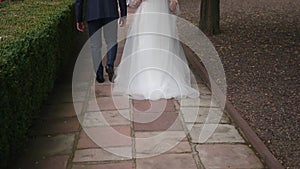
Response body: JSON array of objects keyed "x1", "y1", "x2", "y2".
[{"x1": 0, "y1": 0, "x2": 78, "y2": 168}]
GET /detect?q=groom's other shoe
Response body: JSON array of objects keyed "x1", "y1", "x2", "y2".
[
  {"x1": 105, "y1": 65, "x2": 114, "y2": 82},
  {"x1": 96, "y1": 75, "x2": 105, "y2": 83},
  {"x1": 96, "y1": 66, "x2": 105, "y2": 83}
]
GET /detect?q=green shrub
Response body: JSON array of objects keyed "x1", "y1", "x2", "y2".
[{"x1": 0, "y1": 0, "x2": 78, "y2": 168}]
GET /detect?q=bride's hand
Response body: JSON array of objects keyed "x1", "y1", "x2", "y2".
[
  {"x1": 135, "y1": 0, "x2": 142, "y2": 8},
  {"x1": 169, "y1": 0, "x2": 178, "y2": 12},
  {"x1": 129, "y1": 0, "x2": 142, "y2": 9}
]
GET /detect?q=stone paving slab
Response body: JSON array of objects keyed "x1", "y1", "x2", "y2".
[
  {"x1": 73, "y1": 148, "x2": 131, "y2": 162},
  {"x1": 77, "y1": 135, "x2": 100, "y2": 149},
  {"x1": 180, "y1": 95, "x2": 219, "y2": 108},
  {"x1": 104, "y1": 146, "x2": 133, "y2": 158},
  {"x1": 167, "y1": 141, "x2": 192, "y2": 153},
  {"x1": 77, "y1": 130, "x2": 102, "y2": 149},
  {"x1": 132, "y1": 99, "x2": 176, "y2": 113},
  {"x1": 93, "y1": 84, "x2": 113, "y2": 97},
  {"x1": 22, "y1": 134, "x2": 75, "y2": 158},
  {"x1": 133, "y1": 111, "x2": 183, "y2": 131},
  {"x1": 82, "y1": 110, "x2": 131, "y2": 127},
  {"x1": 72, "y1": 82, "x2": 90, "y2": 91},
  {"x1": 136, "y1": 154, "x2": 198, "y2": 169},
  {"x1": 136, "y1": 140, "x2": 192, "y2": 156},
  {"x1": 87, "y1": 96, "x2": 130, "y2": 111},
  {"x1": 83, "y1": 126, "x2": 132, "y2": 148},
  {"x1": 134, "y1": 131, "x2": 188, "y2": 141},
  {"x1": 195, "y1": 83, "x2": 211, "y2": 95},
  {"x1": 197, "y1": 144, "x2": 264, "y2": 169},
  {"x1": 135, "y1": 131, "x2": 188, "y2": 156},
  {"x1": 181, "y1": 107, "x2": 230, "y2": 124},
  {"x1": 72, "y1": 161, "x2": 133, "y2": 169},
  {"x1": 187, "y1": 124, "x2": 245, "y2": 143}
]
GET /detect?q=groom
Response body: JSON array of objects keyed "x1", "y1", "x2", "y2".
[{"x1": 75, "y1": 0, "x2": 127, "y2": 83}]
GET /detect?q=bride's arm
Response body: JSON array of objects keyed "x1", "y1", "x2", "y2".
[
  {"x1": 169, "y1": 0, "x2": 178, "y2": 12},
  {"x1": 128, "y1": 0, "x2": 143, "y2": 8}
]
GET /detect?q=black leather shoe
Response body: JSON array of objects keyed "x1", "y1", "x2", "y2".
[
  {"x1": 96, "y1": 65, "x2": 105, "y2": 83},
  {"x1": 105, "y1": 65, "x2": 114, "y2": 82},
  {"x1": 96, "y1": 75, "x2": 105, "y2": 83}
]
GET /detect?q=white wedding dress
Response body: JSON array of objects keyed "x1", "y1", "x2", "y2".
[{"x1": 113, "y1": 0, "x2": 199, "y2": 100}]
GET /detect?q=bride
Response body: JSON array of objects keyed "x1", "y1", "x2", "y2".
[{"x1": 113, "y1": 0, "x2": 199, "y2": 100}]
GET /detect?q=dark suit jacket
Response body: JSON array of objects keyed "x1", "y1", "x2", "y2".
[{"x1": 75, "y1": 0, "x2": 127, "y2": 23}]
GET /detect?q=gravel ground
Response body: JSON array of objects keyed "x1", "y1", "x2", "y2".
[{"x1": 179, "y1": 0, "x2": 300, "y2": 168}]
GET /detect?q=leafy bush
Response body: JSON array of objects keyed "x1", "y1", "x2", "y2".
[{"x1": 0, "y1": 0, "x2": 78, "y2": 168}]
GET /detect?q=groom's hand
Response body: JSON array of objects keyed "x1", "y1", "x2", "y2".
[
  {"x1": 76, "y1": 22, "x2": 85, "y2": 32},
  {"x1": 119, "y1": 17, "x2": 127, "y2": 27}
]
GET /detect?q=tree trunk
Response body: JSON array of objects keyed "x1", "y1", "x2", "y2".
[{"x1": 199, "y1": 0, "x2": 220, "y2": 35}]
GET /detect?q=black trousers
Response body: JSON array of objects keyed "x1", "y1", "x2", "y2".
[{"x1": 88, "y1": 17, "x2": 118, "y2": 77}]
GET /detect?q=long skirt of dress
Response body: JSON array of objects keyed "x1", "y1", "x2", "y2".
[{"x1": 113, "y1": 0, "x2": 199, "y2": 100}]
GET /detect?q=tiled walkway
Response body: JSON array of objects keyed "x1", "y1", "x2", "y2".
[
  {"x1": 11, "y1": 8, "x2": 265, "y2": 169},
  {"x1": 12, "y1": 61, "x2": 265, "y2": 169}
]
